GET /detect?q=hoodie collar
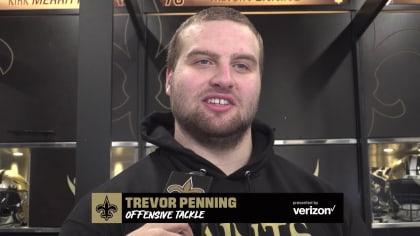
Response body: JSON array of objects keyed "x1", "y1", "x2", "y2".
[{"x1": 140, "y1": 112, "x2": 275, "y2": 179}]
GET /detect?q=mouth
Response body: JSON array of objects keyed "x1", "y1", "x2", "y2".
[{"x1": 206, "y1": 98, "x2": 230, "y2": 105}]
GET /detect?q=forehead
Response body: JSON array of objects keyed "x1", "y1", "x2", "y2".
[{"x1": 178, "y1": 20, "x2": 260, "y2": 57}]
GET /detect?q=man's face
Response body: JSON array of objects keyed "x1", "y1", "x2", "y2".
[{"x1": 166, "y1": 20, "x2": 261, "y2": 147}]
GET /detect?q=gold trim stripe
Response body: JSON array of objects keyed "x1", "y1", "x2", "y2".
[
  {"x1": 160, "y1": 0, "x2": 347, "y2": 6},
  {"x1": 392, "y1": 0, "x2": 420, "y2": 3},
  {"x1": 147, "y1": 10, "x2": 350, "y2": 16},
  {"x1": 0, "y1": 0, "x2": 125, "y2": 11},
  {"x1": 1, "y1": 0, "x2": 79, "y2": 10}
]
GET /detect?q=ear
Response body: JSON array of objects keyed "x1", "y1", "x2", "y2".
[{"x1": 165, "y1": 68, "x2": 173, "y2": 96}]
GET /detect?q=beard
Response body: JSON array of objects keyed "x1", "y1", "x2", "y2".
[{"x1": 171, "y1": 87, "x2": 259, "y2": 150}]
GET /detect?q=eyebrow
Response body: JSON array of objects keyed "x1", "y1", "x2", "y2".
[
  {"x1": 186, "y1": 50, "x2": 258, "y2": 65},
  {"x1": 231, "y1": 53, "x2": 258, "y2": 65},
  {"x1": 186, "y1": 50, "x2": 219, "y2": 60}
]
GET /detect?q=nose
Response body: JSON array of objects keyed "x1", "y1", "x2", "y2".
[{"x1": 209, "y1": 64, "x2": 234, "y2": 90}]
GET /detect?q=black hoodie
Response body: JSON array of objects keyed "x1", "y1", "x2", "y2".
[{"x1": 59, "y1": 112, "x2": 370, "y2": 236}]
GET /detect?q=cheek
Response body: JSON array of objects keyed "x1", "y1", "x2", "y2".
[
  {"x1": 174, "y1": 72, "x2": 203, "y2": 93},
  {"x1": 256, "y1": 81, "x2": 262, "y2": 97},
  {"x1": 243, "y1": 80, "x2": 261, "y2": 98},
  {"x1": 171, "y1": 78, "x2": 195, "y2": 99}
]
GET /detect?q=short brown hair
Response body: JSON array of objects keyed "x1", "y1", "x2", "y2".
[{"x1": 166, "y1": 7, "x2": 264, "y2": 75}]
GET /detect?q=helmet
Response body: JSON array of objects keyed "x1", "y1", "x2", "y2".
[
  {"x1": 387, "y1": 155, "x2": 420, "y2": 221},
  {"x1": 0, "y1": 169, "x2": 29, "y2": 227},
  {"x1": 370, "y1": 167, "x2": 391, "y2": 217}
]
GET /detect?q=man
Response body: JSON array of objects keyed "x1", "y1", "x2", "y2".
[{"x1": 60, "y1": 7, "x2": 370, "y2": 236}]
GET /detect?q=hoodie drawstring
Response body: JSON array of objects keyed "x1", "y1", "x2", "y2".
[
  {"x1": 244, "y1": 170, "x2": 252, "y2": 192},
  {"x1": 244, "y1": 170, "x2": 253, "y2": 235}
]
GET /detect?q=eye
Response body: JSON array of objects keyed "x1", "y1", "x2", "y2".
[
  {"x1": 233, "y1": 63, "x2": 249, "y2": 71},
  {"x1": 196, "y1": 59, "x2": 211, "y2": 65}
]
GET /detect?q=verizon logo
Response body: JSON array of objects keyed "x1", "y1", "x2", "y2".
[{"x1": 293, "y1": 205, "x2": 336, "y2": 215}]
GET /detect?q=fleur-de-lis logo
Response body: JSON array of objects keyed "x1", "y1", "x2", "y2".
[
  {"x1": 96, "y1": 196, "x2": 118, "y2": 221},
  {"x1": 166, "y1": 177, "x2": 205, "y2": 193}
]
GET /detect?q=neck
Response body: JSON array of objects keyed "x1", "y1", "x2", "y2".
[{"x1": 174, "y1": 124, "x2": 253, "y2": 175}]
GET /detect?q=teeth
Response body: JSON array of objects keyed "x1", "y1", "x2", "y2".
[{"x1": 207, "y1": 98, "x2": 229, "y2": 105}]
